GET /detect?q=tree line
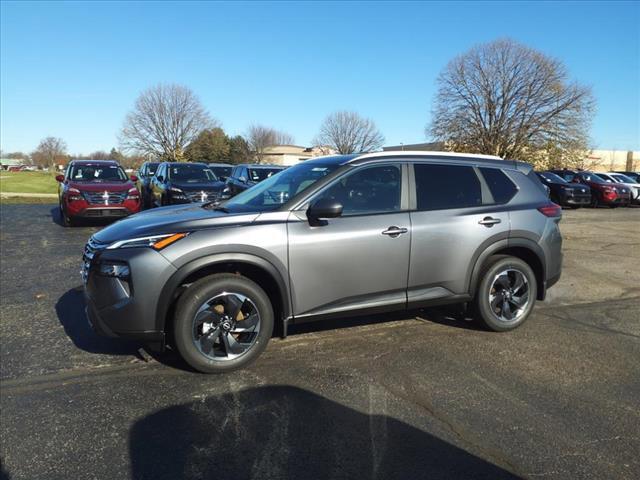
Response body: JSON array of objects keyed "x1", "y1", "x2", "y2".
[{"x1": 4, "y1": 39, "x2": 595, "y2": 171}]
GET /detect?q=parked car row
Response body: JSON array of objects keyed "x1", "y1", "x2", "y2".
[
  {"x1": 537, "y1": 169, "x2": 640, "y2": 208},
  {"x1": 57, "y1": 159, "x2": 287, "y2": 226}
]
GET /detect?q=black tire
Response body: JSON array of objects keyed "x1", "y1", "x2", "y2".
[
  {"x1": 609, "y1": 204, "x2": 618, "y2": 209},
  {"x1": 590, "y1": 194, "x2": 599, "y2": 208},
  {"x1": 474, "y1": 255, "x2": 537, "y2": 332},
  {"x1": 60, "y1": 203, "x2": 72, "y2": 227},
  {"x1": 173, "y1": 273, "x2": 274, "y2": 373}
]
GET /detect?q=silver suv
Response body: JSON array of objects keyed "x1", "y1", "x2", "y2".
[{"x1": 83, "y1": 152, "x2": 563, "y2": 373}]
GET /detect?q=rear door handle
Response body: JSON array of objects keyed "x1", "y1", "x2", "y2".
[
  {"x1": 478, "y1": 217, "x2": 501, "y2": 227},
  {"x1": 382, "y1": 226, "x2": 408, "y2": 237}
]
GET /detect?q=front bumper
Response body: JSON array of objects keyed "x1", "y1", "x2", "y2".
[
  {"x1": 66, "y1": 198, "x2": 141, "y2": 218},
  {"x1": 84, "y1": 245, "x2": 177, "y2": 341}
]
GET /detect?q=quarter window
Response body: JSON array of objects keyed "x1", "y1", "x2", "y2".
[
  {"x1": 314, "y1": 164, "x2": 401, "y2": 216},
  {"x1": 414, "y1": 164, "x2": 482, "y2": 210},
  {"x1": 480, "y1": 168, "x2": 518, "y2": 204}
]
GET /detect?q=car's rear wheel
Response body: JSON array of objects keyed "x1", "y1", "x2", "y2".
[
  {"x1": 474, "y1": 255, "x2": 537, "y2": 332},
  {"x1": 173, "y1": 273, "x2": 274, "y2": 373}
]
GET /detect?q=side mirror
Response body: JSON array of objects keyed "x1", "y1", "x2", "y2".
[
  {"x1": 130, "y1": 175, "x2": 138, "y2": 182},
  {"x1": 156, "y1": 176, "x2": 164, "y2": 182},
  {"x1": 239, "y1": 176, "x2": 247, "y2": 183},
  {"x1": 55, "y1": 174, "x2": 64, "y2": 182},
  {"x1": 307, "y1": 198, "x2": 343, "y2": 226}
]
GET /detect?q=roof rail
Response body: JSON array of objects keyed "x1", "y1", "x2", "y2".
[{"x1": 351, "y1": 150, "x2": 503, "y2": 162}]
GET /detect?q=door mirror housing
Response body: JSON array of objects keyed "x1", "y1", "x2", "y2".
[
  {"x1": 156, "y1": 176, "x2": 164, "y2": 182},
  {"x1": 307, "y1": 198, "x2": 343, "y2": 226},
  {"x1": 55, "y1": 174, "x2": 64, "y2": 183},
  {"x1": 130, "y1": 174, "x2": 138, "y2": 182},
  {"x1": 239, "y1": 176, "x2": 247, "y2": 183}
]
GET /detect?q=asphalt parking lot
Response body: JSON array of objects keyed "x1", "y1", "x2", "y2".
[{"x1": 1, "y1": 204, "x2": 639, "y2": 480}]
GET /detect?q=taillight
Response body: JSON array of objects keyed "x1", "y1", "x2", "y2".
[{"x1": 537, "y1": 203, "x2": 562, "y2": 217}]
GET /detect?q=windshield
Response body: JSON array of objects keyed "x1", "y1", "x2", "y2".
[
  {"x1": 248, "y1": 168, "x2": 283, "y2": 182},
  {"x1": 580, "y1": 173, "x2": 608, "y2": 184},
  {"x1": 147, "y1": 163, "x2": 159, "y2": 176},
  {"x1": 538, "y1": 172, "x2": 567, "y2": 184},
  {"x1": 224, "y1": 162, "x2": 340, "y2": 212},
  {"x1": 611, "y1": 174, "x2": 635, "y2": 183},
  {"x1": 70, "y1": 164, "x2": 128, "y2": 182},
  {"x1": 210, "y1": 166, "x2": 232, "y2": 177},
  {"x1": 168, "y1": 164, "x2": 217, "y2": 182}
]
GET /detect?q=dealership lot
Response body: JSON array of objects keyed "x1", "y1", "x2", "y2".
[{"x1": 1, "y1": 204, "x2": 639, "y2": 479}]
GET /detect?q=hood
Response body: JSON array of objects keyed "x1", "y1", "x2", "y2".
[
  {"x1": 93, "y1": 203, "x2": 259, "y2": 245},
  {"x1": 68, "y1": 180, "x2": 133, "y2": 192},
  {"x1": 170, "y1": 180, "x2": 226, "y2": 191}
]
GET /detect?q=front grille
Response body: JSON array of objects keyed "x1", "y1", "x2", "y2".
[
  {"x1": 82, "y1": 236, "x2": 107, "y2": 283},
  {"x1": 82, "y1": 191, "x2": 127, "y2": 205},
  {"x1": 84, "y1": 209, "x2": 129, "y2": 217},
  {"x1": 186, "y1": 190, "x2": 218, "y2": 203}
]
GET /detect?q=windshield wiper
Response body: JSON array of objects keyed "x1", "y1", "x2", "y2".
[{"x1": 202, "y1": 201, "x2": 229, "y2": 212}]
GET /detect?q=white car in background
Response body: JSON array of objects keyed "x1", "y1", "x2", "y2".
[{"x1": 600, "y1": 172, "x2": 640, "y2": 205}]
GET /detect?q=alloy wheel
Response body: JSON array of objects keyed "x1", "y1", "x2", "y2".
[
  {"x1": 488, "y1": 268, "x2": 530, "y2": 323},
  {"x1": 192, "y1": 292, "x2": 261, "y2": 361}
]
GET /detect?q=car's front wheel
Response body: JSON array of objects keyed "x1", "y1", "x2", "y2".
[
  {"x1": 474, "y1": 255, "x2": 537, "y2": 332},
  {"x1": 173, "y1": 273, "x2": 274, "y2": 373},
  {"x1": 59, "y1": 202, "x2": 72, "y2": 227}
]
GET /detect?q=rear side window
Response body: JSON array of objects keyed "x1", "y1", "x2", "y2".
[
  {"x1": 414, "y1": 164, "x2": 482, "y2": 210},
  {"x1": 480, "y1": 168, "x2": 518, "y2": 204}
]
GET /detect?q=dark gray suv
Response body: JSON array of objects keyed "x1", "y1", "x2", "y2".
[{"x1": 83, "y1": 152, "x2": 563, "y2": 373}]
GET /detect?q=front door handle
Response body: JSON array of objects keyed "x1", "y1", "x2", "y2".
[
  {"x1": 382, "y1": 226, "x2": 408, "y2": 237},
  {"x1": 478, "y1": 217, "x2": 501, "y2": 227}
]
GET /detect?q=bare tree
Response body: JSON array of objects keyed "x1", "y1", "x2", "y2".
[
  {"x1": 314, "y1": 111, "x2": 385, "y2": 154},
  {"x1": 120, "y1": 84, "x2": 216, "y2": 161},
  {"x1": 429, "y1": 39, "x2": 594, "y2": 161},
  {"x1": 31, "y1": 137, "x2": 68, "y2": 169},
  {"x1": 246, "y1": 124, "x2": 295, "y2": 163}
]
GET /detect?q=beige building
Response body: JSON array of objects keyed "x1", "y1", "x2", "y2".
[
  {"x1": 587, "y1": 150, "x2": 639, "y2": 172},
  {"x1": 260, "y1": 145, "x2": 336, "y2": 166}
]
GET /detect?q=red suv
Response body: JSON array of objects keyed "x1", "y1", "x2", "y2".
[{"x1": 56, "y1": 160, "x2": 141, "y2": 226}]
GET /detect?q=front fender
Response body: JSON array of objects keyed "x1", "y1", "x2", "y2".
[{"x1": 155, "y1": 252, "x2": 291, "y2": 332}]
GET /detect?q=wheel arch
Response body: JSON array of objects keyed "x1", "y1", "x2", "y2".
[
  {"x1": 469, "y1": 238, "x2": 546, "y2": 301},
  {"x1": 156, "y1": 253, "x2": 291, "y2": 338}
]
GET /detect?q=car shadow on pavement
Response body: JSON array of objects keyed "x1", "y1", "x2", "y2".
[
  {"x1": 49, "y1": 206, "x2": 116, "y2": 228},
  {"x1": 129, "y1": 386, "x2": 517, "y2": 480},
  {"x1": 55, "y1": 287, "x2": 143, "y2": 356},
  {"x1": 55, "y1": 287, "x2": 196, "y2": 370},
  {"x1": 288, "y1": 305, "x2": 483, "y2": 336}
]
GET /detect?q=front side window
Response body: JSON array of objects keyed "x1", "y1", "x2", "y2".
[
  {"x1": 224, "y1": 162, "x2": 340, "y2": 212},
  {"x1": 313, "y1": 164, "x2": 401, "y2": 216},
  {"x1": 480, "y1": 167, "x2": 518, "y2": 204},
  {"x1": 70, "y1": 165, "x2": 128, "y2": 182},
  {"x1": 414, "y1": 164, "x2": 481, "y2": 210}
]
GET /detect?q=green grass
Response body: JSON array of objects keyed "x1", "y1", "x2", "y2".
[
  {"x1": 0, "y1": 171, "x2": 59, "y2": 194},
  {"x1": 0, "y1": 196, "x2": 57, "y2": 205}
]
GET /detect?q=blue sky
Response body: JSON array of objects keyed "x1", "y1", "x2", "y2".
[{"x1": 1, "y1": 0, "x2": 639, "y2": 154}]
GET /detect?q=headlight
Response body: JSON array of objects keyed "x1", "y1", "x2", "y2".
[
  {"x1": 106, "y1": 233, "x2": 188, "y2": 250},
  {"x1": 67, "y1": 187, "x2": 82, "y2": 201},
  {"x1": 126, "y1": 187, "x2": 140, "y2": 200}
]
